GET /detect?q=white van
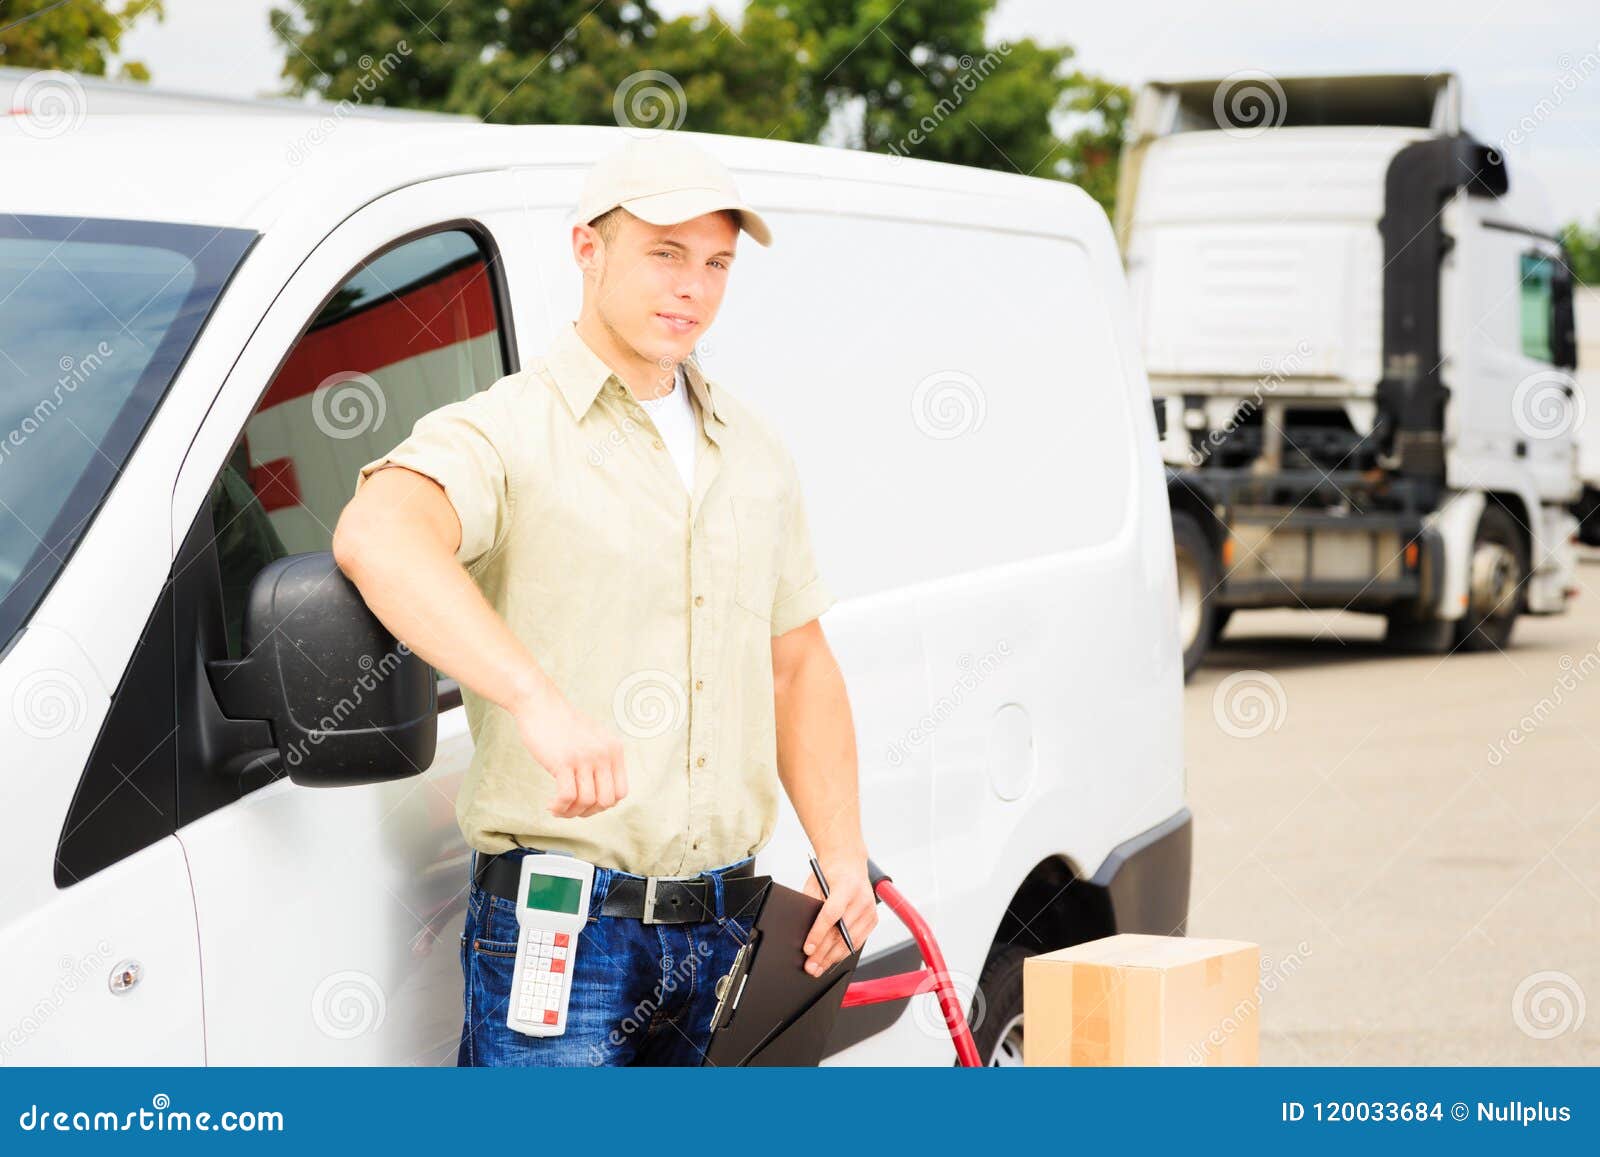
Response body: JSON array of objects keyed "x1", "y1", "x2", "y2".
[{"x1": 0, "y1": 115, "x2": 1190, "y2": 1066}]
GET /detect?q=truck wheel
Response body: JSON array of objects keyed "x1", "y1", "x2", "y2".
[
  {"x1": 967, "y1": 942, "x2": 1029, "y2": 1066},
  {"x1": 1172, "y1": 511, "x2": 1219, "y2": 681},
  {"x1": 1455, "y1": 503, "x2": 1526, "y2": 652},
  {"x1": 1383, "y1": 613, "x2": 1455, "y2": 653},
  {"x1": 1574, "y1": 486, "x2": 1600, "y2": 547}
]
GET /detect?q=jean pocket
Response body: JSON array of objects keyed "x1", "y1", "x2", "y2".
[
  {"x1": 732, "y1": 494, "x2": 782, "y2": 619},
  {"x1": 472, "y1": 893, "x2": 523, "y2": 955}
]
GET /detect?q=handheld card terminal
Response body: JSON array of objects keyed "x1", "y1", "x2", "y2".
[{"x1": 507, "y1": 853, "x2": 594, "y2": 1037}]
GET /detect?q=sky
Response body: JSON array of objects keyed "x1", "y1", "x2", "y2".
[{"x1": 113, "y1": 0, "x2": 1600, "y2": 226}]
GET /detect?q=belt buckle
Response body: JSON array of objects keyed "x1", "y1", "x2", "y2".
[{"x1": 641, "y1": 872, "x2": 702, "y2": 924}]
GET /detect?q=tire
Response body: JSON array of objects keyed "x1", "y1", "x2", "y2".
[
  {"x1": 1454, "y1": 503, "x2": 1527, "y2": 652},
  {"x1": 966, "y1": 942, "x2": 1029, "y2": 1066},
  {"x1": 1214, "y1": 606, "x2": 1235, "y2": 638},
  {"x1": 1172, "y1": 511, "x2": 1220, "y2": 682},
  {"x1": 1383, "y1": 613, "x2": 1455, "y2": 653},
  {"x1": 1574, "y1": 486, "x2": 1600, "y2": 547}
]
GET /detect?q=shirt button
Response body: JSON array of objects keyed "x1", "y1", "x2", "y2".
[
  {"x1": 652, "y1": 438, "x2": 664, "y2": 450},
  {"x1": 694, "y1": 679, "x2": 703, "y2": 690},
  {"x1": 694, "y1": 595, "x2": 704, "y2": 606},
  {"x1": 696, "y1": 756, "x2": 706, "y2": 768}
]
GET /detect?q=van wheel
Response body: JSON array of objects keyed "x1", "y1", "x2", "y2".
[
  {"x1": 966, "y1": 943, "x2": 1030, "y2": 1066},
  {"x1": 1172, "y1": 511, "x2": 1219, "y2": 681},
  {"x1": 1455, "y1": 503, "x2": 1526, "y2": 652}
]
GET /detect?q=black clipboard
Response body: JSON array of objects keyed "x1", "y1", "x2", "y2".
[{"x1": 701, "y1": 878, "x2": 863, "y2": 1066}]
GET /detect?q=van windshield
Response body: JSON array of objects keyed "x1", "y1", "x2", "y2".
[{"x1": 0, "y1": 215, "x2": 256, "y2": 655}]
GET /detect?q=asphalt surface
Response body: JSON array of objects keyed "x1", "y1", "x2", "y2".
[{"x1": 1184, "y1": 549, "x2": 1600, "y2": 1064}]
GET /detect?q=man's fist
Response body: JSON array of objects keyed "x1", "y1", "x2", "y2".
[{"x1": 511, "y1": 685, "x2": 630, "y2": 818}]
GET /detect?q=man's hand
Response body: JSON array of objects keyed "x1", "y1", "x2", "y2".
[
  {"x1": 800, "y1": 851, "x2": 879, "y2": 977},
  {"x1": 510, "y1": 683, "x2": 630, "y2": 818}
]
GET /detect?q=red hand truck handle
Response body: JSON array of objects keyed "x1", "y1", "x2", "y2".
[
  {"x1": 866, "y1": 857, "x2": 893, "y2": 891},
  {"x1": 841, "y1": 859, "x2": 984, "y2": 1067}
]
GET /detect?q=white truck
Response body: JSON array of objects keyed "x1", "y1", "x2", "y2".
[
  {"x1": 1118, "y1": 73, "x2": 1582, "y2": 675},
  {"x1": 1, "y1": 113, "x2": 1189, "y2": 1066}
]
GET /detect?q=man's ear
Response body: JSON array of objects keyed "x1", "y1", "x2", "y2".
[{"x1": 572, "y1": 222, "x2": 603, "y2": 277}]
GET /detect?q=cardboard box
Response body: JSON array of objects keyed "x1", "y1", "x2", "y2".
[{"x1": 1023, "y1": 934, "x2": 1260, "y2": 1066}]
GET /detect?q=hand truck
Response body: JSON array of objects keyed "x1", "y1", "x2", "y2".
[{"x1": 837, "y1": 859, "x2": 983, "y2": 1066}]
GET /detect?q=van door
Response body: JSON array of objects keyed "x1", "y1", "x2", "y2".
[
  {"x1": 0, "y1": 213, "x2": 256, "y2": 1064},
  {"x1": 169, "y1": 173, "x2": 532, "y2": 1064}
]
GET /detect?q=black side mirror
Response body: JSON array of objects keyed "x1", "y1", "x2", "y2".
[
  {"x1": 205, "y1": 552, "x2": 437, "y2": 786},
  {"x1": 1552, "y1": 249, "x2": 1578, "y2": 370}
]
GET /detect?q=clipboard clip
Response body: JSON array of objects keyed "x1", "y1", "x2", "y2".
[{"x1": 708, "y1": 933, "x2": 757, "y2": 1032}]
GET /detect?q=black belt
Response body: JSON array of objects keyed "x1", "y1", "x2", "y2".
[{"x1": 473, "y1": 849, "x2": 769, "y2": 925}]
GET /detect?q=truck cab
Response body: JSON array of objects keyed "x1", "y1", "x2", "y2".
[{"x1": 1119, "y1": 73, "x2": 1581, "y2": 675}]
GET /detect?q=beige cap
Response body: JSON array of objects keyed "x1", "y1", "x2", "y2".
[{"x1": 575, "y1": 132, "x2": 772, "y2": 247}]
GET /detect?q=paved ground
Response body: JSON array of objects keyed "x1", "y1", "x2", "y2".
[{"x1": 1184, "y1": 549, "x2": 1600, "y2": 1064}]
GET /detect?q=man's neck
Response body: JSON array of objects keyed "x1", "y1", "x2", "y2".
[{"x1": 575, "y1": 314, "x2": 679, "y2": 402}]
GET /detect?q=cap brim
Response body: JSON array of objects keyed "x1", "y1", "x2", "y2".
[{"x1": 620, "y1": 187, "x2": 773, "y2": 247}]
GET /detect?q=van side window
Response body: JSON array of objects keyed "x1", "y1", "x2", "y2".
[
  {"x1": 209, "y1": 228, "x2": 511, "y2": 658},
  {"x1": 1519, "y1": 251, "x2": 1555, "y2": 363}
]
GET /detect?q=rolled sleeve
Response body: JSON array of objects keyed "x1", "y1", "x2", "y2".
[
  {"x1": 353, "y1": 387, "x2": 513, "y2": 569},
  {"x1": 769, "y1": 453, "x2": 837, "y2": 637}
]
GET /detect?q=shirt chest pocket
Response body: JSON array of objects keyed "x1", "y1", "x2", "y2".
[{"x1": 731, "y1": 494, "x2": 783, "y2": 620}]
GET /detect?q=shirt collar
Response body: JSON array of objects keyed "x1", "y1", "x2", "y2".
[{"x1": 546, "y1": 320, "x2": 731, "y2": 430}]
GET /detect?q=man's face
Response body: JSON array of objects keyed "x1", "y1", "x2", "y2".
[{"x1": 590, "y1": 208, "x2": 739, "y2": 372}]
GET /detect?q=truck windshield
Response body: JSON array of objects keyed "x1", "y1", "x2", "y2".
[{"x1": 0, "y1": 215, "x2": 256, "y2": 655}]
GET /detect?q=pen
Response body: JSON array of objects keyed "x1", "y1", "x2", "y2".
[{"x1": 807, "y1": 855, "x2": 857, "y2": 954}]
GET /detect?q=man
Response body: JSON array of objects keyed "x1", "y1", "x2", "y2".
[{"x1": 331, "y1": 132, "x2": 878, "y2": 1066}]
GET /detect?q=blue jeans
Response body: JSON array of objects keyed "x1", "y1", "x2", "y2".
[{"x1": 456, "y1": 847, "x2": 759, "y2": 1067}]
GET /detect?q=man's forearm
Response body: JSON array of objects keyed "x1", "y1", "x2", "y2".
[
  {"x1": 334, "y1": 515, "x2": 551, "y2": 715},
  {"x1": 773, "y1": 641, "x2": 865, "y2": 862}
]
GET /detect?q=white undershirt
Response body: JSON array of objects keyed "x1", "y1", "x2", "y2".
[{"x1": 636, "y1": 363, "x2": 698, "y2": 495}]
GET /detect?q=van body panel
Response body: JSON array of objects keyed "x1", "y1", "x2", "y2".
[{"x1": 2, "y1": 118, "x2": 1189, "y2": 1065}]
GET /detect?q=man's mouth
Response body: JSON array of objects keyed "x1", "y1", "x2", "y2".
[{"x1": 656, "y1": 312, "x2": 699, "y2": 334}]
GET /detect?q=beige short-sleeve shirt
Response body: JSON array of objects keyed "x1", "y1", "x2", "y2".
[{"x1": 353, "y1": 320, "x2": 836, "y2": 876}]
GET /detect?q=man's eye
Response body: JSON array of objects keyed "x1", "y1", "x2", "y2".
[{"x1": 710, "y1": 260, "x2": 728, "y2": 270}]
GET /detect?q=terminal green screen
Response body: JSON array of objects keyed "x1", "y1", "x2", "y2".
[{"x1": 525, "y1": 874, "x2": 582, "y2": 914}]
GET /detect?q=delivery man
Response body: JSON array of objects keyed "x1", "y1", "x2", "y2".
[{"x1": 332, "y1": 132, "x2": 877, "y2": 1066}]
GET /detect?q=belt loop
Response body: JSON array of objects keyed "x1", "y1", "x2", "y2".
[{"x1": 706, "y1": 869, "x2": 727, "y2": 923}]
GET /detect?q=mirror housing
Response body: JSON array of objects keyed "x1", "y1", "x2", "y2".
[
  {"x1": 1551, "y1": 249, "x2": 1578, "y2": 370},
  {"x1": 206, "y1": 551, "x2": 437, "y2": 786}
]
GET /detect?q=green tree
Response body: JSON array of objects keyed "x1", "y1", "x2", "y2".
[
  {"x1": 748, "y1": 0, "x2": 1129, "y2": 213},
  {"x1": 1563, "y1": 217, "x2": 1600, "y2": 285},
  {"x1": 0, "y1": 0, "x2": 164, "y2": 78},
  {"x1": 271, "y1": 0, "x2": 1129, "y2": 214},
  {"x1": 271, "y1": 1, "x2": 811, "y2": 140}
]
